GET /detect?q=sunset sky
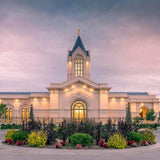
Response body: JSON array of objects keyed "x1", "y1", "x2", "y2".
[{"x1": 0, "y1": 0, "x2": 160, "y2": 97}]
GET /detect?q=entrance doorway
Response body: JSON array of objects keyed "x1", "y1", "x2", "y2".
[{"x1": 71, "y1": 100, "x2": 87, "y2": 121}]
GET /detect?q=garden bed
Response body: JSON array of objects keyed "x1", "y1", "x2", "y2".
[{"x1": 2, "y1": 141, "x2": 156, "y2": 150}]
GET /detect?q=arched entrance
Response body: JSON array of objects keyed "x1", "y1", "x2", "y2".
[
  {"x1": 139, "y1": 107, "x2": 148, "y2": 118},
  {"x1": 71, "y1": 100, "x2": 87, "y2": 121}
]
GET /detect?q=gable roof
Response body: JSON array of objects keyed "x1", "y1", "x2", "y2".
[{"x1": 69, "y1": 36, "x2": 89, "y2": 56}]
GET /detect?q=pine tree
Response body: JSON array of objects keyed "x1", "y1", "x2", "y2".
[
  {"x1": 29, "y1": 104, "x2": 34, "y2": 121},
  {"x1": 126, "y1": 103, "x2": 132, "y2": 124}
]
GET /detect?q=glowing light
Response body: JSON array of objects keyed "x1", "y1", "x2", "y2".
[
  {"x1": 139, "y1": 109, "x2": 142, "y2": 112},
  {"x1": 120, "y1": 98, "x2": 124, "y2": 101},
  {"x1": 34, "y1": 98, "x2": 38, "y2": 101},
  {"x1": 89, "y1": 88, "x2": 94, "y2": 92},
  {"x1": 69, "y1": 61, "x2": 72, "y2": 65},
  {"x1": 140, "y1": 103, "x2": 144, "y2": 106},
  {"x1": 15, "y1": 99, "x2": 19, "y2": 102},
  {"x1": 0, "y1": 99, "x2": 2, "y2": 102},
  {"x1": 112, "y1": 98, "x2": 116, "y2": 102},
  {"x1": 71, "y1": 85, "x2": 76, "y2": 89},
  {"x1": 42, "y1": 98, "x2": 46, "y2": 101},
  {"x1": 65, "y1": 88, "x2": 69, "y2": 92},
  {"x1": 82, "y1": 85, "x2": 87, "y2": 89},
  {"x1": 86, "y1": 61, "x2": 89, "y2": 65}
]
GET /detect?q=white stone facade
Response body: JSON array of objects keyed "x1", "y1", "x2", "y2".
[{"x1": 0, "y1": 33, "x2": 159, "y2": 124}]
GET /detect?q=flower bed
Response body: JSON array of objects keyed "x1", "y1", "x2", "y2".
[{"x1": 3, "y1": 130, "x2": 156, "y2": 150}]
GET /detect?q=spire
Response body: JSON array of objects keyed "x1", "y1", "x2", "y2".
[
  {"x1": 78, "y1": 28, "x2": 80, "y2": 36},
  {"x1": 69, "y1": 29, "x2": 89, "y2": 56}
]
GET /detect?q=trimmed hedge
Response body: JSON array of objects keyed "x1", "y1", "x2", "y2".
[
  {"x1": 69, "y1": 133, "x2": 93, "y2": 147},
  {"x1": 12, "y1": 131, "x2": 29, "y2": 143},
  {"x1": 128, "y1": 132, "x2": 143, "y2": 144}
]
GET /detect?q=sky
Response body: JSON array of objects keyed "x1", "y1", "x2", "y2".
[{"x1": 0, "y1": 0, "x2": 160, "y2": 97}]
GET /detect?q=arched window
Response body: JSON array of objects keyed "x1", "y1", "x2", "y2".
[
  {"x1": 71, "y1": 101, "x2": 87, "y2": 121},
  {"x1": 5, "y1": 109, "x2": 8, "y2": 123},
  {"x1": 9, "y1": 108, "x2": 12, "y2": 122},
  {"x1": 22, "y1": 108, "x2": 29, "y2": 122},
  {"x1": 5, "y1": 108, "x2": 12, "y2": 123},
  {"x1": 75, "y1": 57, "x2": 83, "y2": 77}
]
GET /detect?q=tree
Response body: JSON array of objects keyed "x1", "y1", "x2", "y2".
[
  {"x1": 133, "y1": 116, "x2": 144, "y2": 126},
  {"x1": 29, "y1": 104, "x2": 34, "y2": 121},
  {"x1": 126, "y1": 103, "x2": 132, "y2": 124},
  {"x1": 145, "y1": 108, "x2": 156, "y2": 122},
  {"x1": 0, "y1": 103, "x2": 7, "y2": 119}
]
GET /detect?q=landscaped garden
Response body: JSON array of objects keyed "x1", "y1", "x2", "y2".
[
  {"x1": 1, "y1": 104, "x2": 159, "y2": 149},
  {"x1": 3, "y1": 118, "x2": 156, "y2": 149}
]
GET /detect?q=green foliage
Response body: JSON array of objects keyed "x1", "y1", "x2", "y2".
[
  {"x1": 140, "y1": 131, "x2": 155, "y2": 143},
  {"x1": 108, "y1": 133, "x2": 127, "y2": 149},
  {"x1": 12, "y1": 131, "x2": 29, "y2": 142},
  {"x1": 29, "y1": 105, "x2": 34, "y2": 121},
  {"x1": 47, "y1": 119, "x2": 57, "y2": 144},
  {"x1": 138, "y1": 123, "x2": 158, "y2": 130},
  {"x1": 133, "y1": 116, "x2": 144, "y2": 126},
  {"x1": 5, "y1": 129, "x2": 15, "y2": 140},
  {"x1": 1, "y1": 123, "x2": 22, "y2": 129},
  {"x1": 145, "y1": 108, "x2": 156, "y2": 122},
  {"x1": 128, "y1": 131, "x2": 144, "y2": 144},
  {"x1": 101, "y1": 118, "x2": 116, "y2": 142},
  {"x1": 126, "y1": 104, "x2": 132, "y2": 124},
  {"x1": 28, "y1": 130, "x2": 47, "y2": 147},
  {"x1": 69, "y1": 133, "x2": 93, "y2": 147},
  {"x1": 0, "y1": 103, "x2": 7, "y2": 119},
  {"x1": 58, "y1": 119, "x2": 98, "y2": 141}
]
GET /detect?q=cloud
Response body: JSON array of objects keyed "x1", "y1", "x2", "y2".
[{"x1": 0, "y1": 0, "x2": 160, "y2": 96}]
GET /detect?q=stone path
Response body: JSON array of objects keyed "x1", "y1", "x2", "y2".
[{"x1": 0, "y1": 130, "x2": 160, "y2": 160}]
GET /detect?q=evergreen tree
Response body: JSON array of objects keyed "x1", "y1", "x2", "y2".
[
  {"x1": 126, "y1": 103, "x2": 132, "y2": 124},
  {"x1": 145, "y1": 108, "x2": 156, "y2": 122},
  {"x1": 29, "y1": 104, "x2": 34, "y2": 121},
  {"x1": 0, "y1": 103, "x2": 7, "y2": 119}
]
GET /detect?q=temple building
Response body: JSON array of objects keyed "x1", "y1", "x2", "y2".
[{"x1": 0, "y1": 30, "x2": 159, "y2": 124}]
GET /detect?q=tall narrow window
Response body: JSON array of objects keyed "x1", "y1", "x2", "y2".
[
  {"x1": 22, "y1": 108, "x2": 25, "y2": 122},
  {"x1": 26, "y1": 108, "x2": 29, "y2": 122},
  {"x1": 9, "y1": 108, "x2": 12, "y2": 122},
  {"x1": 75, "y1": 58, "x2": 83, "y2": 77},
  {"x1": 5, "y1": 108, "x2": 8, "y2": 123}
]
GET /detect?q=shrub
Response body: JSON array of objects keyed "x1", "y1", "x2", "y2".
[
  {"x1": 28, "y1": 130, "x2": 47, "y2": 147},
  {"x1": 108, "y1": 133, "x2": 127, "y2": 149},
  {"x1": 128, "y1": 131, "x2": 143, "y2": 144},
  {"x1": 1, "y1": 123, "x2": 22, "y2": 129},
  {"x1": 69, "y1": 133, "x2": 93, "y2": 147},
  {"x1": 140, "y1": 131, "x2": 155, "y2": 143},
  {"x1": 4, "y1": 129, "x2": 15, "y2": 140},
  {"x1": 118, "y1": 121, "x2": 133, "y2": 138},
  {"x1": 12, "y1": 131, "x2": 29, "y2": 143}
]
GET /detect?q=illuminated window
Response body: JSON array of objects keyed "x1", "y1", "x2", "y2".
[
  {"x1": 75, "y1": 58, "x2": 83, "y2": 77},
  {"x1": 71, "y1": 101, "x2": 87, "y2": 121},
  {"x1": 5, "y1": 108, "x2": 8, "y2": 123},
  {"x1": 22, "y1": 108, "x2": 25, "y2": 122},
  {"x1": 26, "y1": 108, "x2": 29, "y2": 122},
  {"x1": 9, "y1": 108, "x2": 12, "y2": 122}
]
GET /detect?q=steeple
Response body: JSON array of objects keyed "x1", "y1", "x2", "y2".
[
  {"x1": 69, "y1": 29, "x2": 89, "y2": 56},
  {"x1": 67, "y1": 30, "x2": 90, "y2": 80}
]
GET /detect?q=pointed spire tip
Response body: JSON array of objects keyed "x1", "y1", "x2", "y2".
[{"x1": 78, "y1": 28, "x2": 80, "y2": 36}]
